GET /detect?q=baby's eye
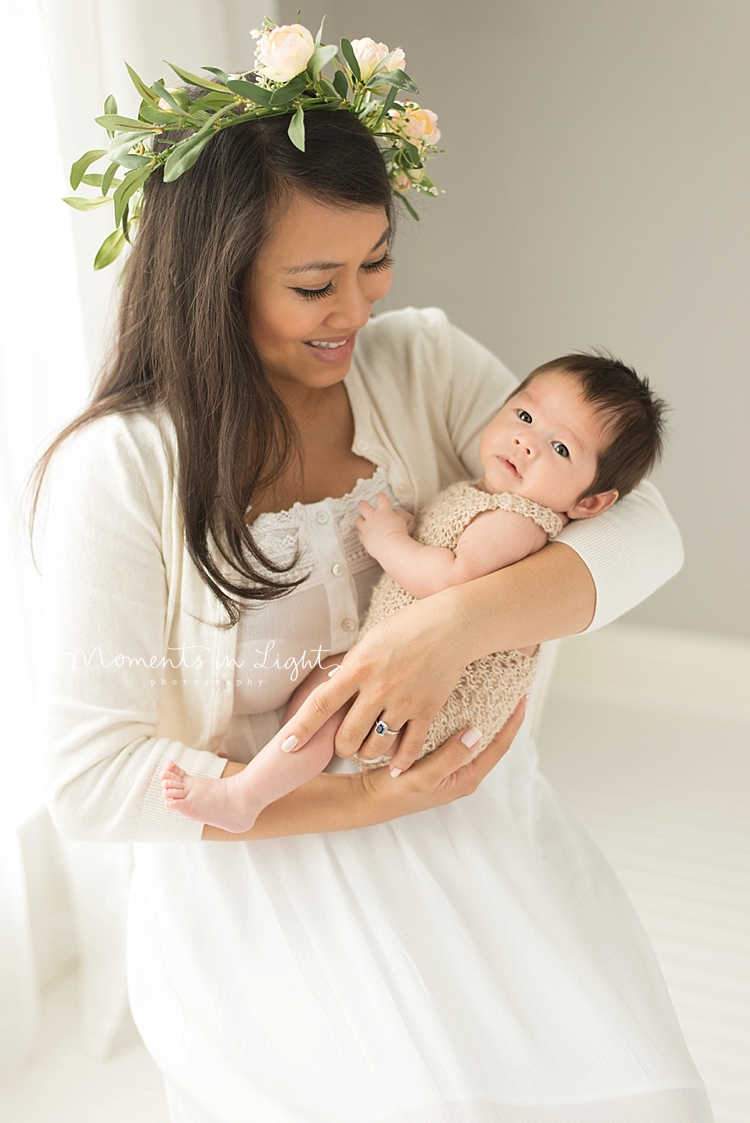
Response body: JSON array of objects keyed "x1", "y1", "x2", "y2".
[
  {"x1": 517, "y1": 409, "x2": 532, "y2": 423},
  {"x1": 552, "y1": 442, "x2": 570, "y2": 458}
]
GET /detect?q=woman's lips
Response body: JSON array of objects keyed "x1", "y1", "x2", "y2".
[{"x1": 302, "y1": 333, "x2": 356, "y2": 364}]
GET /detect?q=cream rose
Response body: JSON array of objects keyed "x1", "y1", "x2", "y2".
[
  {"x1": 350, "y1": 38, "x2": 406, "y2": 82},
  {"x1": 401, "y1": 105, "x2": 441, "y2": 146},
  {"x1": 256, "y1": 23, "x2": 315, "y2": 84}
]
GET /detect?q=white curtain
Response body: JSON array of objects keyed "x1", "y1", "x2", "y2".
[{"x1": 0, "y1": 0, "x2": 274, "y2": 1066}]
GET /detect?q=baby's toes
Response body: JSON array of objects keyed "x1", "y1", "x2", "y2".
[{"x1": 160, "y1": 759, "x2": 185, "y2": 782}]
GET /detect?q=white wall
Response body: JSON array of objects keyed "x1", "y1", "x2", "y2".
[{"x1": 280, "y1": 0, "x2": 750, "y2": 640}]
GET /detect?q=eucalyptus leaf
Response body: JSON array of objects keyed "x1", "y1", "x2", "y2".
[
  {"x1": 317, "y1": 78, "x2": 340, "y2": 100},
  {"x1": 138, "y1": 105, "x2": 182, "y2": 126},
  {"x1": 115, "y1": 152, "x2": 153, "y2": 170},
  {"x1": 402, "y1": 139, "x2": 422, "y2": 167},
  {"x1": 70, "y1": 149, "x2": 107, "y2": 190},
  {"x1": 309, "y1": 44, "x2": 338, "y2": 83},
  {"x1": 114, "y1": 164, "x2": 151, "y2": 226},
  {"x1": 375, "y1": 69, "x2": 419, "y2": 94},
  {"x1": 373, "y1": 84, "x2": 398, "y2": 129},
  {"x1": 109, "y1": 129, "x2": 151, "y2": 160},
  {"x1": 95, "y1": 114, "x2": 156, "y2": 132},
  {"x1": 81, "y1": 172, "x2": 122, "y2": 189},
  {"x1": 165, "y1": 61, "x2": 227, "y2": 92},
  {"x1": 226, "y1": 79, "x2": 271, "y2": 106},
  {"x1": 190, "y1": 92, "x2": 237, "y2": 111},
  {"x1": 125, "y1": 63, "x2": 159, "y2": 107},
  {"x1": 163, "y1": 129, "x2": 216, "y2": 182},
  {"x1": 269, "y1": 73, "x2": 309, "y2": 107},
  {"x1": 94, "y1": 228, "x2": 126, "y2": 271},
  {"x1": 398, "y1": 192, "x2": 420, "y2": 221},
  {"x1": 101, "y1": 161, "x2": 119, "y2": 196},
  {"x1": 340, "y1": 39, "x2": 361, "y2": 82},
  {"x1": 151, "y1": 83, "x2": 189, "y2": 116},
  {"x1": 63, "y1": 195, "x2": 113, "y2": 211},
  {"x1": 287, "y1": 107, "x2": 305, "y2": 152},
  {"x1": 332, "y1": 69, "x2": 349, "y2": 100},
  {"x1": 314, "y1": 15, "x2": 326, "y2": 48},
  {"x1": 202, "y1": 66, "x2": 229, "y2": 83}
]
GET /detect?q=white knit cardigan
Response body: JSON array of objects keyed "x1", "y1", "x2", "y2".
[{"x1": 40, "y1": 308, "x2": 683, "y2": 843}]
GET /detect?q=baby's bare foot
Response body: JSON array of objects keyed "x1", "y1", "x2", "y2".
[{"x1": 160, "y1": 760, "x2": 260, "y2": 833}]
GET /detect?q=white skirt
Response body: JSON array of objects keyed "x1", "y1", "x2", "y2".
[{"x1": 127, "y1": 731, "x2": 712, "y2": 1123}]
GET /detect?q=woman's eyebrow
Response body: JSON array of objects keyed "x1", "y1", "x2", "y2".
[{"x1": 282, "y1": 228, "x2": 390, "y2": 275}]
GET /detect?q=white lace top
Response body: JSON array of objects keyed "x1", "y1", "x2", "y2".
[{"x1": 231, "y1": 466, "x2": 395, "y2": 734}]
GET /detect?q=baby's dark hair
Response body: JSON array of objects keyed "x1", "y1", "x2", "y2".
[{"x1": 514, "y1": 351, "x2": 668, "y2": 500}]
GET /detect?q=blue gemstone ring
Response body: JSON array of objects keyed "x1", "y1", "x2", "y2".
[{"x1": 373, "y1": 719, "x2": 400, "y2": 737}]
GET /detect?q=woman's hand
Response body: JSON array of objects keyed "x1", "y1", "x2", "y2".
[
  {"x1": 202, "y1": 698, "x2": 527, "y2": 840},
  {"x1": 280, "y1": 584, "x2": 483, "y2": 774}
]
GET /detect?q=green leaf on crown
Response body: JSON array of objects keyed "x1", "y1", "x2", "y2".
[
  {"x1": 101, "y1": 161, "x2": 119, "y2": 196},
  {"x1": 332, "y1": 69, "x2": 349, "y2": 100},
  {"x1": 138, "y1": 105, "x2": 183, "y2": 126},
  {"x1": 269, "y1": 73, "x2": 309, "y2": 107},
  {"x1": 375, "y1": 69, "x2": 419, "y2": 95},
  {"x1": 80, "y1": 172, "x2": 122, "y2": 189},
  {"x1": 62, "y1": 195, "x2": 113, "y2": 211},
  {"x1": 70, "y1": 149, "x2": 107, "y2": 190},
  {"x1": 373, "y1": 84, "x2": 398, "y2": 129},
  {"x1": 225, "y1": 80, "x2": 272, "y2": 106},
  {"x1": 95, "y1": 114, "x2": 158, "y2": 132},
  {"x1": 114, "y1": 164, "x2": 152, "y2": 226},
  {"x1": 190, "y1": 91, "x2": 238, "y2": 111},
  {"x1": 163, "y1": 129, "x2": 216, "y2": 182},
  {"x1": 340, "y1": 39, "x2": 361, "y2": 83},
  {"x1": 126, "y1": 63, "x2": 160, "y2": 108},
  {"x1": 309, "y1": 44, "x2": 338, "y2": 83},
  {"x1": 288, "y1": 106, "x2": 305, "y2": 151},
  {"x1": 202, "y1": 66, "x2": 229, "y2": 84},
  {"x1": 398, "y1": 192, "x2": 419, "y2": 220},
  {"x1": 151, "y1": 83, "x2": 190, "y2": 116},
  {"x1": 104, "y1": 94, "x2": 117, "y2": 116},
  {"x1": 165, "y1": 61, "x2": 228, "y2": 92},
  {"x1": 94, "y1": 228, "x2": 126, "y2": 270}
]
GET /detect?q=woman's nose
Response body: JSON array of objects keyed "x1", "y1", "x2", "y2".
[{"x1": 325, "y1": 279, "x2": 372, "y2": 331}]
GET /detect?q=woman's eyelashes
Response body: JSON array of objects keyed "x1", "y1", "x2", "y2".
[{"x1": 292, "y1": 252, "x2": 392, "y2": 300}]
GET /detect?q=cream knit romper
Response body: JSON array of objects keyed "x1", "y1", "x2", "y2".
[{"x1": 358, "y1": 480, "x2": 563, "y2": 767}]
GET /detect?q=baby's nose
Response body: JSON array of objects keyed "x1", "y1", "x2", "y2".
[{"x1": 513, "y1": 435, "x2": 533, "y2": 455}]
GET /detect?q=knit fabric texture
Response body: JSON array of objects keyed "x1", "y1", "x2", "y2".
[{"x1": 358, "y1": 481, "x2": 563, "y2": 767}]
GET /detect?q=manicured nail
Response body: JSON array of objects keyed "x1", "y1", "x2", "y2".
[
  {"x1": 460, "y1": 727, "x2": 482, "y2": 749},
  {"x1": 281, "y1": 735, "x2": 299, "y2": 753},
  {"x1": 390, "y1": 767, "x2": 402, "y2": 778}
]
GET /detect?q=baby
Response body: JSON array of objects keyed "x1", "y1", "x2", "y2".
[{"x1": 162, "y1": 352, "x2": 666, "y2": 832}]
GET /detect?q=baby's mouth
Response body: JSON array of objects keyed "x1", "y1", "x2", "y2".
[{"x1": 498, "y1": 455, "x2": 522, "y2": 479}]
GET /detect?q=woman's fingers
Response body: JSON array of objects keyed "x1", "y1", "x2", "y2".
[{"x1": 406, "y1": 697, "x2": 528, "y2": 793}]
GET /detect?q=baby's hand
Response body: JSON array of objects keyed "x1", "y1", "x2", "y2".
[{"x1": 356, "y1": 493, "x2": 415, "y2": 557}]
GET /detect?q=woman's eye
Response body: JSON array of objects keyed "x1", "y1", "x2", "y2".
[
  {"x1": 517, "y1": 409, "x2": 532, "y2": 423},
  {"x1": 362, "y1": 251, "x2": 392, "y2": 273},
  {"x1": 552, "y1": 442, "x2": 570, "y2": 458},
  {"x1": 293, "y1": 281, "x2": 335, "y2": 301}
]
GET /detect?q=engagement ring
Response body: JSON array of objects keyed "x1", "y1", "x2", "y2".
[{"x1": 373, "y1": 719, "x2": 400, "y2": 737}]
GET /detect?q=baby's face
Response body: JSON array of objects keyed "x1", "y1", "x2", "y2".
[{"x1": 478, "y1": 369, "x2": 610, "y2": 515}]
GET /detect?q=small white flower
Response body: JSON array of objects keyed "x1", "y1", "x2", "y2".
[
  {"x1": 351, "y1": 38, "x2": 406, "y2": 82},
  {"x1": 255, "y1": 23, "x2": 315, "y2": 84},
  {"x1": 392, "y1": 171, "x2": 412, "y2": 192}
]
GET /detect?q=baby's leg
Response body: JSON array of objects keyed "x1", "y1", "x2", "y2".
[{"x1": 161, "y1": 656, "x2": 349, "y2": 833}]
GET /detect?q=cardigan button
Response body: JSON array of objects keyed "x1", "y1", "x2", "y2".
[
  {"x1": 354, "y1": 439, "x2": 369, "y2": 454},
  {"x1": 331, "y1": 562, "x2": 346, "y2": 577},
  {"x1": 315, "y1": 510, "x2": 330, "y2": 524},
  {"x1": 341, "y1": 618, "x2": 357, "y2": 631}
]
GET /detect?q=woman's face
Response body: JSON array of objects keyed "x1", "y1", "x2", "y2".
[{"x1": 247, "y1": 193, "x2": 392, "y2": 397}]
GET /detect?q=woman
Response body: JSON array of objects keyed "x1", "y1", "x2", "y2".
[{"x1": 38, "y1": 105, "x2": 711, "y2": 1120}]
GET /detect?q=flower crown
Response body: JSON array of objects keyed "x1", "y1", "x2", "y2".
[{"x1": 64, "y1": 17, "x2": 441, "y2": 270}]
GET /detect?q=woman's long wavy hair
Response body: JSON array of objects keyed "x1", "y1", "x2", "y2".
[{"x1": 29, "y1": 111, "x2": 393, "y2": 625}]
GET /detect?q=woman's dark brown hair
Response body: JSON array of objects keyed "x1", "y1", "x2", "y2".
[{"x1": 30, "y1": 110, "x2": 393, "y2": 625}]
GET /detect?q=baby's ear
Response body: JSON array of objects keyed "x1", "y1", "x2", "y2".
[{"x1": 567, "y1": 489, "x2": 619, "y2": 520}]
